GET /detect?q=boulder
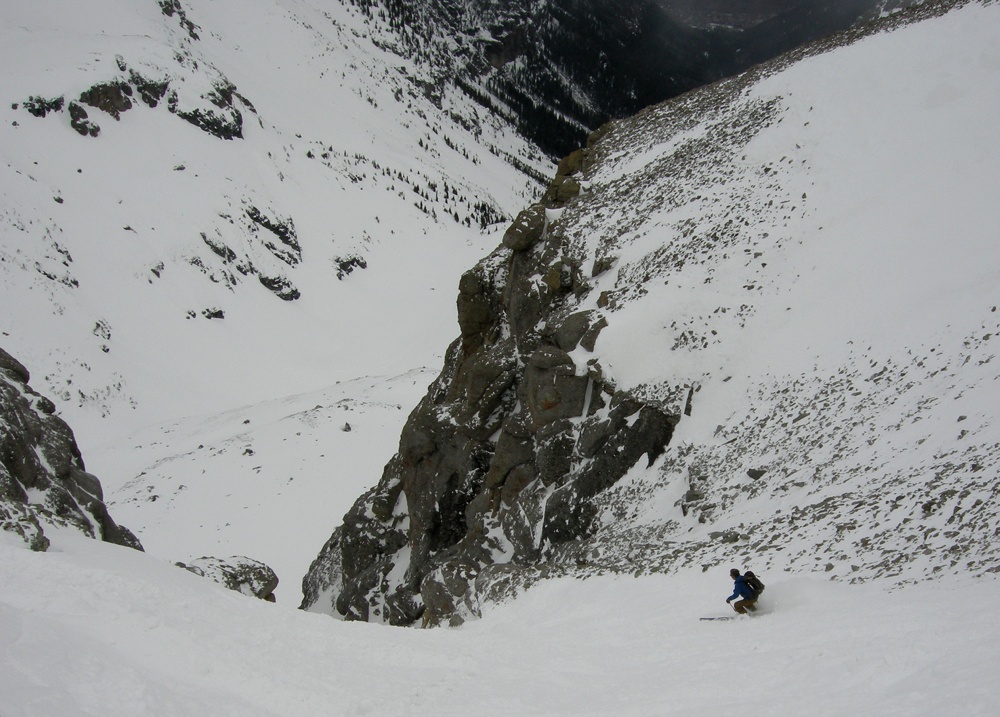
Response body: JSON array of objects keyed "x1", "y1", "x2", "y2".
[
  {"x1": 177, "y1": 556, "x2": 279, "y2": 601},
  {"x1": 502, "y1": 204, "x2": 546, "y2": 252},
  {"x1": 79, "y1": 81, "x2": 134, "y2": 119}
]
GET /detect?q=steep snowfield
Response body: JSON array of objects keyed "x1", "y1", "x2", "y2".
[{"x1": 2, "y1": 530, "x2": 997, "y2": 716}]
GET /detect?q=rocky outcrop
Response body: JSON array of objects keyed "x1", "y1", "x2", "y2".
[
  {"x1": 158, "y1": 0, "x2": 201, "y2": 41},
  {"x1": 301, "y1": 147, "x2": 679, "y2": 626},
  {"x1": 168, "y1": 81, "x2": 244, "y2": 140},
  {"x1": 177, "y1": 556, "x2": 278, "y2": 601},
  {"x1": 299, "y1": 0, "x2": 982, "y2": 627},
  {"x1": 20, "y1": 57, "x2": 248, "y2": 141},
  {"x1": 0, "y1": 347, "x2": 142, "y2": 551},
  {"x1": 246, "y1": 206, "x2": 301, "y2": 266},
  {"x1": 21, "y1": 95, "x2": 64, "y2": 118},
  {"x1": 79, "y1": 81, "x2": 134, "y2": 119},
  {"x1": 68, "y1": 102, "x2": 100, "y2": 137}
]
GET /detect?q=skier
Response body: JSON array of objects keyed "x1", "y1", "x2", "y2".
[{"x1": 725, "y1": 568, "x2": 759, "y2": 614}]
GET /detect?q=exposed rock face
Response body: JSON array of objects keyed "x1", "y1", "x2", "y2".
[
  {"x1": 22, "y1": 95, "x2": 64, "y2": 118},
  {"x1": 177, "y1": 556, "x2": 278, "y2": 601},
  {"x1": 68, "y1": 102, "x2": 100, "y2": 137},
  {"x1": 301, "y1": 148, "x2": 679, "y2": 627},
  {"x1": 168, "y1": 81, "x2": 244, "y2": 140},
  {"x1": 0, "y1": 347, "x2": 142, "y2": 551}
]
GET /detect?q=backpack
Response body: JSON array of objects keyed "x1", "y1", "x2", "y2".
[{"x1": 744, "y1": 570, "x2": 765, "y2": 597}]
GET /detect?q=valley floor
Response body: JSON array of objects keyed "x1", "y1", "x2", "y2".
[{"x1": 1, "y1": 529, "x2": 995, "y2": 716}]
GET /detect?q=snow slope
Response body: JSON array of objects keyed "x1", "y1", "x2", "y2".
[{"x1": 2, "y1": 530, "x2": 997, "y2": 716}]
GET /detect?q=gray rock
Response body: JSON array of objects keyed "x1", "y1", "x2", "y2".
[
  {"x1": 299, "y1": 527, "x2": 344, "y2": 612},
  {"x1": 502, "y1": 204, "x2": 546, "y2": 252},
  {"x1": 79, "y1": 81, "x2": 134, "y2": 119},
  {"x1": 0, "y1": 346, "x2": 142, "y2": 551},
  {"x1": 300, "y1": 135, "x2": 681, "y2": 627}
]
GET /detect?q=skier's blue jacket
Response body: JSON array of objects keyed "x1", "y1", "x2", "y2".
[{"x1": 728, "y1": 575, "x2": 758, "y2": 602}]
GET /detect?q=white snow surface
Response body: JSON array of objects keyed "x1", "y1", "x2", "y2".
[
  {"x1": 2, "y1": 531, "x2": 997, "y2": 716},
  {"x1": 2, "y1": 0, "x2": 1000, "y2": 713}
]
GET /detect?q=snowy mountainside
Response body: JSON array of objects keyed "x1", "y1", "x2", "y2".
[
  {"x1": 569, "y1": 0, "x2": 1000, "y2": 585},
  {"x1": 355, "y1": 0, "x2": 891, "y2": 159},
  {"x1": 303, "y1": 0, "x2": 1000, "y2": 625},
  {"x1": 1, "y1": 0, "x2": 545, "y2": 450}
]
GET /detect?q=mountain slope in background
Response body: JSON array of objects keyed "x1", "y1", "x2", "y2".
[
  {"x1": 302, "y1": 0, "x2": 1000, "y2": 625},
  {"x1": 1, "y1": 0, "x2": 545, "y2": 444},
  {"x1": 366, "y1": 0, "x2": 892, "y2": 158}
]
